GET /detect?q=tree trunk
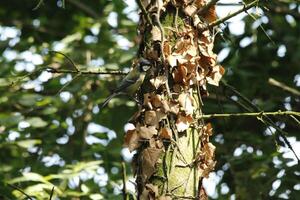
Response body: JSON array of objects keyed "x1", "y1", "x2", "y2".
[{"x1": 124, "y1": 1, "x2": 224, "y2": 199}]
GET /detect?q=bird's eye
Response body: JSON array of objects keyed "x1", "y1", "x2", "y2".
[{"x1": 142, "y1": 65, "x2": 151, "y2": 72}]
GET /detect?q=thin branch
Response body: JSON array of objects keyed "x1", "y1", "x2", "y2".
[
  {"x1": 66, "y1": 0, "x2": 99, "y2": 18},
  {"x1": 200, "y1": 0, "x2": 259, "y2": 32},
  {"x1": 46, "y1": 67, "x2": 127, "y2": 75},
  {"x1": 121, "y1": 162, "x2": 128, "y2": 200},
  {"x1": 202, "y1": 111, "x2": 300, "y2": 119},
  {"x1": 268, "y1": 78, "x2": 300, "y2": 96},
  {"x1": 49, "y1": 186, "x2": 55, "y2": 200},
  {"x1": 221, "y1": 80, "x2": 300, "y2": 163},
  {"x1": 49, "y1": 50, "x2": 79, "y2": 72},
  {"x1": 8, "y1": 184, "x2": 33, "y2": 200},
  {"x1": 136, "y1": 0, "x2": 153, "y2": 25}
]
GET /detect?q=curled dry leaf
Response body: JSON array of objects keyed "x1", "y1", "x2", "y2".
[
  {"x1": 150, "y1": 76, "x2": 167, "y2": 89},
  {"x1": 145, "y1": 110, "x2": 167, "y2": 127},
  {"x1": 176, "y1": 114, "x2": 194, "y2": 132},
  {"x1": 184, "y1": 4, "x2": 198, "y2": 16},
  {"x1": 159, "y1": 127, "x2": 172, "y2": 140},
  {"x1": 206, "y1": 65, "x2": 225, "y2": 86},
  {"x1": 144, "y1": 93, "x2": 153, "y2": 109},
  {"x1": 142, "y1": 147, "x2": 163, "y2": 180},
  {"x1": 138, "y1": 126, "x2": 158, "y2": 139},
  {"x1": 124, "y1": 129, "x2": 140, "y2": 152},
  {"x1": 178, "y1": 93, "x2": 195, "y2": 115},
  {"x1": 162, "y1": 100, "x2": 179, "y2": 114}
]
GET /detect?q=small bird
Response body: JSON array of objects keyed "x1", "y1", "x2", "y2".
[{"x1": 100, "y1": 58, "x2": 152, "y2": 109}]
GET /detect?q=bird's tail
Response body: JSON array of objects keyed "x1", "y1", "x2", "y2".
[{"x1": 100, "y1": 93, "x2": 118, "y2": 110}]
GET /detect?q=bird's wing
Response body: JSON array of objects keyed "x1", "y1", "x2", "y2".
[
  {"x1": 100, "y1": 92, "x2": 119, "y2": 109},
  {"x1": 114, "y1": 72, "x2": 138, "y2": 93}
]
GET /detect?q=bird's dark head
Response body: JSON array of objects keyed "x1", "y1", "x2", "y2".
[{"x1": 138, "y1": 58, "x2": 152, "y2": 72}]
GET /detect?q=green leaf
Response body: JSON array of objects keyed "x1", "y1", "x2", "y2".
[
  {"x1": 15, "y1": 139, "x2": 42, "y2": 148},
  {"x1": 27, "y1": 117, "x2": 48, "y2": 128}
]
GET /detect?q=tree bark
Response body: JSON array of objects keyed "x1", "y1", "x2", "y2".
[{"x1": 124, "y1": 1, "x2": 224, "y2": 199}]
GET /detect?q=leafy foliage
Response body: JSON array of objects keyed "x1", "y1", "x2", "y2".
[{"x1": 0, "y1": 0, "x2": 299, "y2": 199}]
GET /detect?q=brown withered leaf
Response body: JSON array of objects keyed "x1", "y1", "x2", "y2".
[
  {"x1": 203, "y1": 142, "x2": 216, "y2": 161},
  {"x1": 163, "y1": 42, "x2": 172, "y2": 57},
  {"x1": 161, "y1": 100, "x2": 179, "y2": 114},
  {"x1": 142, "y1": 147, "x2": 163, "y2": 180},
  {"x1": 145, "y1": 110, "x2": 167, "y2": 127},
  {"x1": 199, "y1": 185, "x2": 208, "y2": 200},
  {"x1": 152, "y1": 95, "x2": 163, "y2": 108},
  {"x1": 203, "y1": 6, "x2": 217, "y2": 23},
  {"x1": 124, "y1": 129, "x2": 140, "y2": 152},
  {"x1": 173, "y1": 65, "x2": 188, "y2": 84},
  {"x1": 150, "y1": 76, "x2": 167, "y2": 89},
  {"x1": 204, "y1": 123, "x2": 213, "y2": 136},
  {"x1": 206, "y1": 65, "x2": 225, "y2": 86},
  {"x1": 143, "y1": 93, "x2": 153, "y2": 109},
  {"x1": 167, "y1": 55, "x2": 177, "y2": 67},
  {"x1": 159, "y1": 127, "x2": 172, "y2": 140},
  {"x1": 138, "y1": 126, "x2": 158, "y2": 139},
  {"x1": 151, "y1": 25, "x2": 162, "y2": 41},
  {"x1": 184, "y1": 4, "x2": 197, "y2": 16},
  {"x1": 176, "y1": 114, "x2": 194, "y2": 132},
  {"x1": 178, "y1": 93, "x2": 194, "y2": 115}
]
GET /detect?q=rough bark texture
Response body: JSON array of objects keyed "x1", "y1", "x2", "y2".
[{"x1": 124, "y1": 1, "x2": 224, "y2": 199}]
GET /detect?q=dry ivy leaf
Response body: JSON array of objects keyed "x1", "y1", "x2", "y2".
[
  {"x1": 206, "y1": 65, "x2": 225, "y2": 86},
  {"x1": 199, "y1": 186, "x2": 208, "y2": 200},
  {"x1": 167, "y1": 55, "x2": 177, "y2": 67},
  {"x1": 176, "y1": 114, "x2": 193, "y2": 132},
  {"x1": 145, "y1": 110, "x2": 167, "y2": 127},
  {"x1": 151, "y1": 94, "x2": 163, "y2": 108},
  {"x1": 203, "y1": 142, "x2": 215, "y2": 160},
  {"x1": 124, "y1": 129, "x2": 140, "y2": 152},
  {"x1": 178, "y1": 93, "x2": 194, "y2": 115},
  {"x1": 184, "y1": 4, "x2": 197, "y2": 16},
  {"x1": 161, "y1": 100, "x2": 179, "y2": 114},
  {"x1": 151, "y1": 25, "x2": 162, "y2": 41},
  {"x1": 173, "y1": 65, "x2": 188, "y2": 84},
  {"x1": 142, "y1": 147, "x2": 163, "y2": 180},
  {"x1": 159, "y1": 127, "x2": 172, "y2": 140},
  {"x1": 143, "y1": 93, "x2": 153, "y2": 109},
  {"x1": 138, "y1": 126, "x2": 158, "y2": 139},
  {"x1": 150, "y1": 76, "x2": 167, "y2": 89},
  {"x1": 186, "y1": 44, "x2": 198, "y2": 57},
  {"x1": 203, "y1": 6, "x2": 217, "y2": 23},
  {"x1": 163, "y1": 42, "x2": 172, "y2": 57},
  {"x1": 204, "y1": 123, "x2": 213, "y2": 136}
]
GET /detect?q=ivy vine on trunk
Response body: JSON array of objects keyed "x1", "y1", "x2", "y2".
[{"x1": 124, "y1": 0, "x2": 224, "y2": 199}]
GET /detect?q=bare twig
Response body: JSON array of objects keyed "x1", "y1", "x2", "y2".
[
  {"x1": 268, "y1": 78, "x2": 300, "y2": 96},
  {"x1": 46, "y1": 67, "x2": 127, "y2": 75},
  {"x1": 49, "y1": 186, "x2": 55, "y2": 200},
  {"x1": 121, "y1": 162, "x2": 128, "y2": 200},
  {"x1": 202, "y1": 111, "x2": 300, "y2": 119},
  {"x1": 8, "y1": 184, "x2": 33, "y2": 200},
  {"x1": 221, "y1": 80, "x2": 300, "y2": 163},
  {"x1": 136, "y1": 0, "x2": 152, "y2": 25},
  {"x1": 200, "y1": 0, "x2": 259, "y2": 32},
  {"x1": 49, "y1": 50, "x2": 79, "y2": 72},
  {"x1": 66, "y1": 0, "x2": 99, "y2": 18}
]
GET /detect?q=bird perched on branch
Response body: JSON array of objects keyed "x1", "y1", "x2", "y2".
[{"x1": 100, "y1": 58, "x2": 152, "y2": 109}]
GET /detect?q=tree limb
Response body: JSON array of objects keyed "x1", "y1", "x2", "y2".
[{"x1": 202, "y1": 111, "x2": 300, "y2": 119}]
